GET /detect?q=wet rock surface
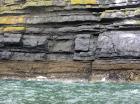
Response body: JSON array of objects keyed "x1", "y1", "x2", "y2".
[{"x1": 0, "y1": 0, "x2": 140, "y2": 82}]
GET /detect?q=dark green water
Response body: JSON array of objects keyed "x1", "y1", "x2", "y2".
[{"x1": 0, "y1": 80, "x2": 140, "y2": 104}]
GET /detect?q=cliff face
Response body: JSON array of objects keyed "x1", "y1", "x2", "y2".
[{"x1": 0, "y1": 0, "x2": 140, "y2": 82}]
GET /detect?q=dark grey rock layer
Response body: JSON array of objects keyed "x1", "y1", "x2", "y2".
[{"x1": 0, "y1": 0, "x2": 140, "y2": 61}]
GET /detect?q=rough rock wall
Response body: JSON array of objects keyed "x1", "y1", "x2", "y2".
[{"x1": 0, "y1": 0, "x2": 140, "y2": 82}]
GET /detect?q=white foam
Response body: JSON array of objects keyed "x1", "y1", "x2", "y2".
[
  {"x1": 27, "y1": 76, "x2": 88, "y2": 83},
  {"x1": 101, "y1": 77, "x2": 106, "y2": 82},
  {"x1": 130, "y1": 89, "x2": 139, "y2": 94},
  {"x1": 36, "y1": 76, "x2": 46, "y2": 79},
  {"x1": 27, "y1": 76, "x2": 48, "y2": 81}
]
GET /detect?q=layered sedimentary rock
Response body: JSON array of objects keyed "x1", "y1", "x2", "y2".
[{"x1": 0, "y1": 0, "x2": 140, "y2": 82}]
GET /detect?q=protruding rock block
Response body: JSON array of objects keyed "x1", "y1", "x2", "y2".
[
  {"x1": 3, "y1": 33, "x2": 22, "y2": 44},
  {"x1": 49, "y1": 40, "x2": 73, "y2": 52},
  {"x1": 96, "y1": 31, "x2": 140, "y2": 58},
  {"x1": 75, "y1": 34, "x2": 90, "y2": 51},
  {"x1": 23, "y1": 35, "x2": 47, "y2": 48},
  {"x1": 0, "y1": 51, "x2": 12, "y2": 60},
  {"x1": 74, "y1": 34, "x2": 97, "y2": 61},
  {"x1": 74, "y1": 51, "x2": 94, "y2": 60}
]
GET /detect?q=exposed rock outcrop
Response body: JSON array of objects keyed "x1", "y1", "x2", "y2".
[{"x1": 0, "y1": 0, "x2": 140, "y2": 82}]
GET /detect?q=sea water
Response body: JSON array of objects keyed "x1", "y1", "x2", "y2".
[{"x1": 0, "y1": 80, "x2": 140, "y2": 104}]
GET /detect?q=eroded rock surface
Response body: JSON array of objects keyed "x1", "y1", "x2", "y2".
[{"x1": 0, "y1": 0, "x2": 140, "y2": 82}]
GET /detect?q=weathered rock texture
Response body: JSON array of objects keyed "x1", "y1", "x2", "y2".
[{"x1": 0, "y1": 0, "x2": 140, "y2": 82}]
